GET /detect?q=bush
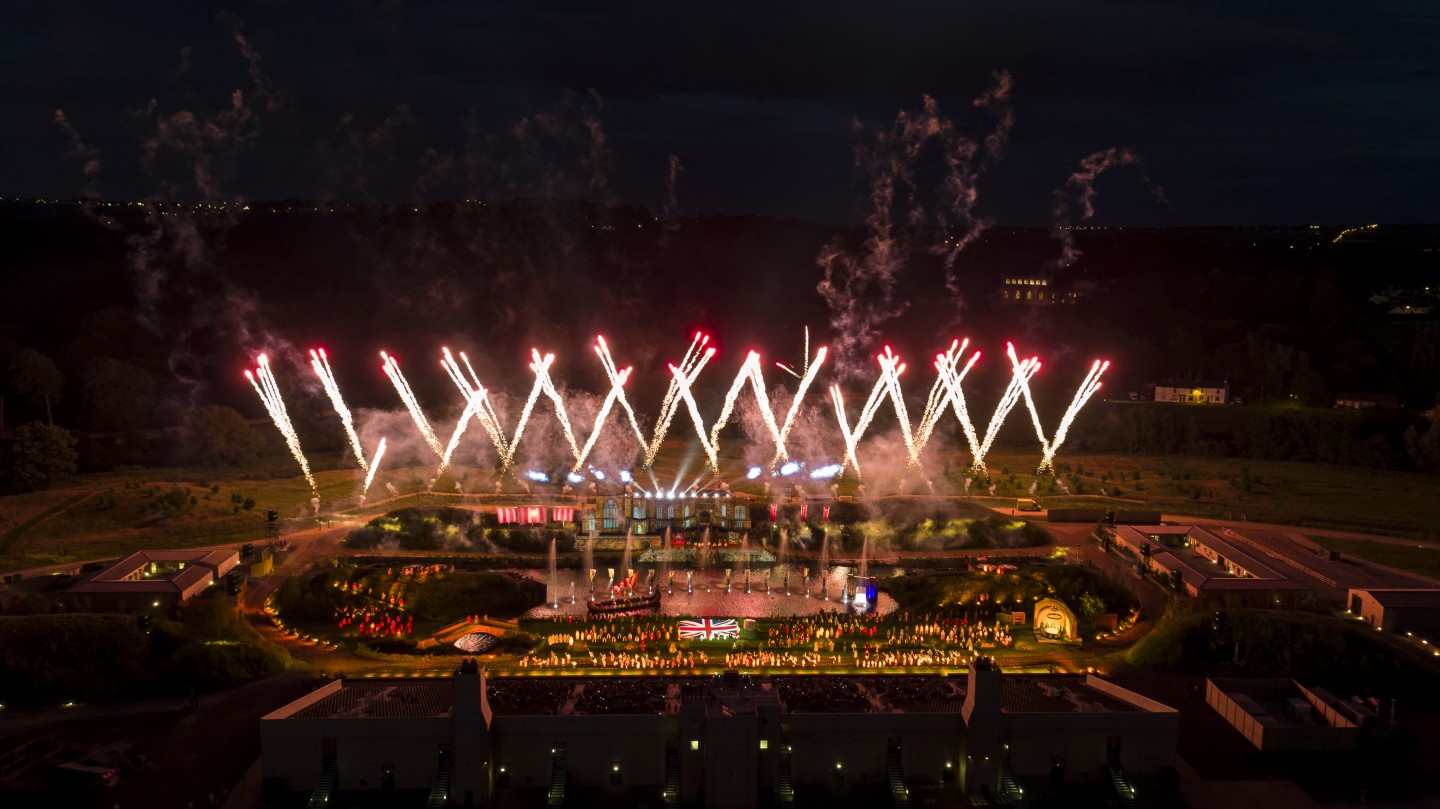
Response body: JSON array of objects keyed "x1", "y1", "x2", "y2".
[
  {"x1": 0, "y1": 614, "x2": 149, "y2": 704},
  {"x1": 157, "y1": 641, "x2": 285, "y2": 692},
  {"x1": 881, "y1": 565, "x2": 1136, "y2": 616}
]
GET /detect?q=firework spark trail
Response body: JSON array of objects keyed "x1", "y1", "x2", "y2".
[
  {"x1": 707, "y1": 352, "x2": 784, "y2": 463},
  {"x1": 436, "y1": 396, "x2": 481, "y2": 478},
  {"x1": 529, "y1": 348, "x2": 582, "y2": 462},
  {"x1": 928, "y1": 345, "x2": 984, "y2": 460},
  {"x1": 772, "y1": 345, "x2": 828, "y2": 467},
  {"x1": 440, "y1": 348, "x2": 508, "y2": 459},
  {"x1": 776, "y1": 326, "x2": 811, "y2": 380},
  {"x1": 1010, "y1": 342, "x2": 1055, "y2": 460},
  {"x1": 505, "y1": 351, "x2": 556, "y2": 471},
  {"x1": 645, "y1": 339, "x2": 715, "y2": 466},
  {"x1": 656, "y1": 332, "x2": 707, "y2": 433},
  {"x1": 915, "y1": 339, "x2": 962, "y2": 443},
  {"x1": 381, "y1": 352, "x2": 443, "y2": 457},
  {"x1": 915, "y1": 340, "x2": 964, "y2": 445},
  {"x1": 831, "y1": 351, "x2": 902, "y2": 475},
  {"x1": 668, "y1": 361, "x2": 720, "y2": 470},
  {"x1": 1037, "y1": 359, "x2": 1108, "y2": 473},
  {"x1": 831, "y1": 386, "x2": 870, "y2": 474},
  {"x1": 460, "y1": 353, "x2": 510, "y2": 456},
  {"x1": 573, "y1": 360, "x2": 633, "y2": 471},
  {"x1": 309, "y1": 348, "x2": 367, "y2": 472},
  {"x1": 917, "y1": 339, "x2": 983, "y2": 455},
  {"x1": 974, "y1": 345, "x2": 1039, "y2": 471},
  {"x1": 246, "y1": 355, "x2": 316, "y2": 494},
  {"x1": 362, "y1": 437, "x2": 387, "y2": 495},
  {"x1": 592, "y1": 336, "x2": 650, "y2": 450},
  {"x1": 871, "y1": 348, "x2": 920, "y2": 467}
]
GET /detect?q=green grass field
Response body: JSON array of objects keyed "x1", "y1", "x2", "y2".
[
  {"x1": 1305, "y1": 535, "x2": 1440, "y2": 582},
  {"x1": 976, "y1": 450, "x2": 1440, "y2": 540}
]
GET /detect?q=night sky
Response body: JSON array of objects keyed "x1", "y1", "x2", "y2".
[{"x1": 3, "y1": 1, "x2": 1438, "y2": 225}]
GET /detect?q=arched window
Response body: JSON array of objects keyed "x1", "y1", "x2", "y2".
[{"x1": 735, "y1": 505, "x2": 747, "y2": 520}]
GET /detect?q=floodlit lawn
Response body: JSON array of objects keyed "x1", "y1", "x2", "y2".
[{"x1": 1305, "y1": 535, "x2": 1440, "y2": 582}]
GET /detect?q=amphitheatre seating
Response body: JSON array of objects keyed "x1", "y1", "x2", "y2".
[
  {"x1": 486, "y1": 679, "x2": 575, "y2": 715},
  {"x1": 771, "y1": 677, "x2": 871, "y2": 713},
  {"x1": 572, "y1": 678, "x2": 668, "y2": 715},
  {"x1": 859, "y1": 676, "x2": 966, "y2": 712}
]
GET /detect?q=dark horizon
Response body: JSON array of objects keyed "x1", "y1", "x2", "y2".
[
  {"x1": 4, "y1": 197, "x2": 1436, "y2": 231},
  {"x1": 4, "y1": 2, "x2": 1438, "y2": 228}
]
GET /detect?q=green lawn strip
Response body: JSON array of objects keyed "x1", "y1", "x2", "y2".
[
  {"x1": 1304, "y1": 535, "x2": 1440, "y2": 583},
  {"x1": 983, "y1": 451, "x2": 1440, "y2": 540},
  {"x1": 0, "y1": 488, "x2": 101, "y2": 555}
]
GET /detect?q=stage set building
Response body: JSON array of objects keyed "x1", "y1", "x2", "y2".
[{"x1": 493, "y1": 494, "x2": 756, "y2": 544}]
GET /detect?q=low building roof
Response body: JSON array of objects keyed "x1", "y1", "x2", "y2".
[
  {"x1": 289, "y1": 681, "x2": 456, "y2": 719},
  {"x1": 1154, "y1": 379, "x2": 1229, "y2": 389},
  {"x1": 67, "y1": 548, "x2": 234, "y2": 597},
  {"x1": 999, "y1": 676, "x2": 1149, "y2": 714},
  {"x1": 67, "y1": 565, "x2": 213, "y2": 595}
]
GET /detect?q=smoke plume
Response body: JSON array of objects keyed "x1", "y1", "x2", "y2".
[
  {"x1": 818, "y1": 73, "x2": 1014, "y2": 379},
  {"x1": 1051, "y1": 147, "x2": 1166, "y2": 268}
]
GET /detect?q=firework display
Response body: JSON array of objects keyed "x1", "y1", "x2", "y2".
[
  {"x1": 245, "y1": 354, "x2": 317, "y2": 494},
  {"x1": 249, "y1": 333, "x2": 1109, "y2": 494},
  {"x1": 310, "y1": 348, "x2": 367, "y2": 472}
]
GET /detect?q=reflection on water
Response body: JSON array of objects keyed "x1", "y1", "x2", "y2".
[{"x1": 520, "y1": 564, "x2": 898, "y2": 619}]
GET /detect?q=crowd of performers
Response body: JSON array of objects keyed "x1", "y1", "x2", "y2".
[
  {"x1": 763, "y1": 611, "x2": 1012, "y2": 651},
  {"x1": 331, "y1": 578, "x2": 412, "y2": 638},
  {"x1": 520, "y1": 649, "x2": 714, "y2": 670},
  {"x1": 515, "y1": 609, "x2": 1014, "y2": 672}
]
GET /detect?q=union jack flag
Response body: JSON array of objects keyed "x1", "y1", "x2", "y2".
[{"x1": 678, "y1": 618, "x2": 739, "y2": 640}]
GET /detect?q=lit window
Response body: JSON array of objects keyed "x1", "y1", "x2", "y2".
[
  {"x1": 690, "y1": 740, "x2": 699, "y2": 751},
  {"x1": 759, "y1": 740, "x2": 769, "y2": 750}
]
